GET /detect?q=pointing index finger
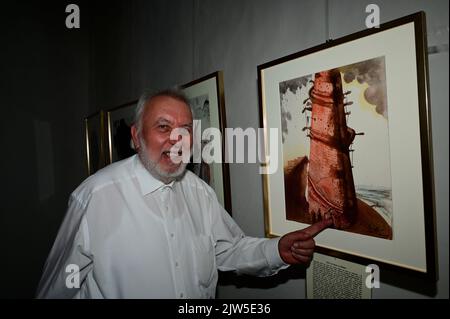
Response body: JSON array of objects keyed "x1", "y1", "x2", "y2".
[{"x1": 303, "y1": 218, "x2": 333, "y2": 237}]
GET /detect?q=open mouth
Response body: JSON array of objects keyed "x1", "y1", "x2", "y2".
[{"x1": 162, "y1": 150, "x2": 183, "y2": 160}]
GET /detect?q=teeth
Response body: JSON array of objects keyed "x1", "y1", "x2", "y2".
[
  {"x1": 164, "y1": 152, "x2": 182, "y2": 156},
  {"x1": 162, "y1": 150, "x2": 184, "y2": 157}
]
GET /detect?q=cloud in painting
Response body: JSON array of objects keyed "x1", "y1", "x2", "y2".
[
  {"x1": 279, "y1": 75, "x2": 312, "y2": 143},
  {"x1": 339, "y1": 56, "x2": 388, "y2": 118}
]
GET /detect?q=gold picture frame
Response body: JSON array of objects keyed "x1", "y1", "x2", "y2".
[
  {"x1": 106, "y1": 101, "x2": 138, "y2": 164},
  {"x1": 84, "y1": 110, "x2": 106, "y2": 176},
  {"x1": 258, "y1": 12, "x2": 436, "y2": 280},
  {"x1": 181, "y1": 71, "x2": 232, "y2": 214}
]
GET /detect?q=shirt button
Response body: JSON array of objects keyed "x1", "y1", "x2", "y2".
[
  {"x1": 170, "y1": 233, "x2": 174, "y2": 238},
  {"x1": 180, "y1": 293, "x2": 184, "y2": 298},
  {"x1": 175, "y1": 262, "x2": 179, "y2": 267}
]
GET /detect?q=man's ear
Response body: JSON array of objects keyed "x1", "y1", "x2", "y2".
[{"x1": 131, "y1": 125, "x2": 140, "y2": 150}]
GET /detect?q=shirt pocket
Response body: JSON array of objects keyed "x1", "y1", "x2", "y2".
[{"x1": 192, "y1": 234, "x2": 216, "y2": 287}]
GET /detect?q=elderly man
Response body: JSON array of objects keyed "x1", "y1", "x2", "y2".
[{"x1": 36, "y1": 89, "x2": 331, "y2": 299}]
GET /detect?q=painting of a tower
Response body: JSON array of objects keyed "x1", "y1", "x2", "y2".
[
  {"x1": 280, "y1": 56, "x2": 392, "y2": 239},
  {"x1": 306, "y1": 69, "x2": 358, "y2": 229}
]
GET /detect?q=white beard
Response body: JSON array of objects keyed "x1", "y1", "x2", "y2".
[{"x1": 138, "y1": 137, "x2": 187, "y2": 184}]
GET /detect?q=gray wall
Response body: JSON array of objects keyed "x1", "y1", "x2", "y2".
[
  {"x1": 1, "y1": 0, "x2": 447, "y2": 298},
  {"x1": 88, "y1": 0, "x2": 448, "y2": 299}
]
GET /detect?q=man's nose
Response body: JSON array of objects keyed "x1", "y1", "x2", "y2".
[
  {"x1": 169, "y1": 132, "x2": 182, "y2": 144},
  {"x1": 169, "y1": 128, "x2": 191, "y2": 145}
]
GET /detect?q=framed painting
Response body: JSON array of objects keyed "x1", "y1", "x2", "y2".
[
  {"x1": 181, "y1": 71, "x2": 232, "y2": 214},
  {"x1": 85, "y1": 111, "x2": 106, "y2": 176},
  {"x1": 106, "y1": 101, "x2": 138, "y2": 164},
  {"x1": 258, "y1": 12, "x2": 436, "y2": 279}
]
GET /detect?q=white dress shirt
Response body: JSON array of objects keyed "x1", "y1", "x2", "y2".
[{"x1": 36, "y1": 155, "x2": 288, "y2": 299}]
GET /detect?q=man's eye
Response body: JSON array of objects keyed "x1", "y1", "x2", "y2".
[{"x1": 158, "y1": 125, "x2": 170, "y2": 130}]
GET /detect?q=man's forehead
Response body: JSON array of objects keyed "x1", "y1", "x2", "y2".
[{"x1": 143, "y1": 96, "x2": 192, "y2": 123}]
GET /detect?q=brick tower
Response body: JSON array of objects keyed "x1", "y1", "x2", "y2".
[{"x1": 305, "y1": 69, "x2": 357, "y2": 229}]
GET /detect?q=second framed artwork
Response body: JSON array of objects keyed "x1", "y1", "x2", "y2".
[
  {"x1": 85, "y1": 111, "x2": 107, "y2": 176},
  {"x1": 181, "y1": 71, "x2": 232, "y2": 214},
  {"x1": 258, "y1": 13, "x2": 436, "y2": 279},
  {"x1": 106, "y1": 101, "x2": 138, "y2": 164}
]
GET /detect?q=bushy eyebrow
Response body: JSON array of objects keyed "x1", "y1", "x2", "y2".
[
  {"x1": 154, "y1": 117, "x2": 193, "y2": 129},
  {"x1": 154, "y1": 117, "x2": 172, "y2": 126}
]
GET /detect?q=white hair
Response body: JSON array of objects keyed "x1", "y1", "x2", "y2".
[{"x1": 134, "y1": 88, "x2": 191, "y2": 137}]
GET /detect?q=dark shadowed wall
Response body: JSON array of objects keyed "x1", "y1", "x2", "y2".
[{"x1": 1, "y1": 1, "x2": 89, "y2": 298}]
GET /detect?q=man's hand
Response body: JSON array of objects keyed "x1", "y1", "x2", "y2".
[{"x1": 278, "y1": 218, "x2": 333, "y2": 265}]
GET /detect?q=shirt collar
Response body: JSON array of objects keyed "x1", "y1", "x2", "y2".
[{"x1": 134, "y1": 155, "x2": 174, "y2": 195}]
